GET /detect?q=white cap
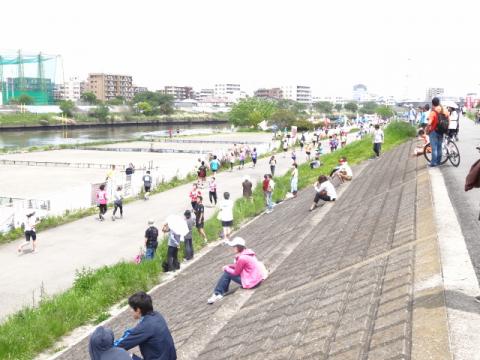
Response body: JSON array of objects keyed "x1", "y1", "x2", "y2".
[
  {"x1": 228, "y1": 237, "x2": 246, "y2": 247},
  {"x1": 148, "y1": 219, "x2": 155, "y2": 225}
]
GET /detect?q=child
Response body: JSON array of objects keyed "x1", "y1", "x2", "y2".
[{"x1": 373, "y1": 124, "x2": 384, "y2": 157}]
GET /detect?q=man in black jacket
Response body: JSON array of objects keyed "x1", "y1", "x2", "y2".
[{"x1": 115, "y1": 292, "x2": 176, "y2": 360}]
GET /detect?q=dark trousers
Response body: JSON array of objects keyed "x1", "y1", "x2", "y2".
[
  {"x1": 167, "y1": 246, "x2": 180, "y2": 271},
  {"x1": 270, "y1": 165, "x2": 275, "y2": 176},
  {"x1": 373, "y1": 143, "x2": 382, "y2": 157},
  {"x1": 209, "y1": 191, "x2": 217, "y2": 205},
  {"x1": 98, "y1": 204, "x2": 107, "y2": 218},
  {"x1": 113, "y1": 202, "x2": 123, "y2": 216},
  {"x1": 214, "y1": 271, "x2": 242, "y2": 295},
  {"x1": 184, "y1": 237, "x2": 194, "y2": 260}
]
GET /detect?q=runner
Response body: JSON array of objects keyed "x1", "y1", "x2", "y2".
[
  {"x1": 209, "y1": 155, "x2": 220, "y2": 175},
  {"x1": 189, "y1": 183, "x2": 201, "y2": 211},
  {"x1": 112, "y1": 185, "x2": 124, "y2": 221},
  {"x1": 17, "y1": 211, "x2": 38, "y2": 253},
  {"x1": 239, "y1": 150, "x2": 245, "y2": 170},
  {"x1": 197, "y1": 161, "x2": 208, "y2": 188},
  {"x1": 251, "y1": 148, "x2": 258, "y2": 168},
  {"x1": 229, "y1": 151, "x2": 235, "y2": 171},
  {"x1": 208, "y1": 176, "x2": 218, "y2": 205},
  {"x1": 96, "y1": 184, "x2": 108, "y2": 221},
  {"x1": 142, "y1": 170, "x2": 152, "y2": 200},
  {"x1": 194, "y1": 196, "x2": 208, "y2": 243}
]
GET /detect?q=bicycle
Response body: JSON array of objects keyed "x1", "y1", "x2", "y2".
[{"x1": 423, "y1": 135, "x2": 461, "y2": 167}]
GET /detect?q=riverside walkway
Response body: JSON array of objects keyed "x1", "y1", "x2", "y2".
[{"x1": 56, "y1": 141, "x2": 456, "y2": 360}]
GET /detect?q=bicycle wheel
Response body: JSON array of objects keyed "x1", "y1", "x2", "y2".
[
  {"x1": 423, "y1": 143, "x2": 432, "y2": 163},
  {"x1": 440, "y1": 141, "x2": 449, "y2": 165},
  {"x1": 446, "y1": 140, "x2": 461, "y2": 167}
]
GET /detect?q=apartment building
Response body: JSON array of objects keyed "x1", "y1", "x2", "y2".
[
  {"x1": 254, "y1": 88, "x2": 283, "y2": 100},
  {"x1": 195, "y1": 88, "x2": 215, "y2": 101},
  {"x1": 54, "y1": 77, "x2": 83, "y2": 102},
  {"x1": 214, "y1": 83, "x2": 241, "y2": 98},
  {"x1": 161, "y1": 86, "x2": 194, "y2": 100},
  {"x1": 425, "y1": 87, "x2": 444, "y2": 101},
  {"x1": 133, "y1": 86, "x2": 148, "y2": 95},
  {"x1": 280, "y1": 85, "x2": 312, "y2": 104},
  {"x1": 85, "y1": 73, "x2": 134, "y2": 101}
]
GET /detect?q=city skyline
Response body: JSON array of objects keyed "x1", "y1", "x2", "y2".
[{"x1": 2, "y1": 0, "x2": 480, "y2": 99}]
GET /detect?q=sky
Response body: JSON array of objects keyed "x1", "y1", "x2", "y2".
[{"x1": 2, "y1": 0, "x2": 480, "y2": 100}]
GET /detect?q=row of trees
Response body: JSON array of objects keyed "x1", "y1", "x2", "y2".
[{"x1": 229, "y1": 98, "x2": 395, "y2": 129}]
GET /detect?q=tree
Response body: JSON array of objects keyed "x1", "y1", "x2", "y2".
[
  {"x1": 229, "y1": 98, "x2": 277, "y2": 127},
  {"x1": 132, "y1": 91, "x2": 174, "y2": 115},
  {"x1": 276, "y1": 99, "x2": 307, "y2": 115},
  {"x1": 93, "y1": 104, "x2": 110, "y2": 122},
  {"x1": 375, "y1": 105, "x2": 395, "y2": 119},
  {"x1": 81, "y1": 92, "x2": 98, "y2": 105},
  {"x1": 334, "y1": 104, "x2": 343, "y2": 112},
  {"x1": 59, "y1": 100, "x2": 75, "y2": 117},
  {"x1": 359, "y1": 101, "x2": 378, "y2": 114},
  {"x1": 344, "y1": 102, "x2": 358, "y2": 113},
  {"x1": 137, "y1": 101, "x2": 154, "y2": 115},
  {"x1": 18, "y1": 94, "x2": 34, "y2": 105},
  {"x1": 269, "y1": 109, "x2": 297, "y2": 129},
  {"x1": 106, "y1": 96, "x2": 125, "y2": 105},
  {"x1": 313, "y1": 101, "x2": 334, "y2": 114}
]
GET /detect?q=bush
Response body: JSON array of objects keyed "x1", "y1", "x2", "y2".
[
  {"x1": 38, "y1": 119, "x2": 49, "y2": 126},
  {"x1": 295, "y1": 119, "x2": 314, "y2": 131}
]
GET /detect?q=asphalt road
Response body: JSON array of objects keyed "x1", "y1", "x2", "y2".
[{"x1": 440, "y1": 117, "x2": 480, "y2": 282}]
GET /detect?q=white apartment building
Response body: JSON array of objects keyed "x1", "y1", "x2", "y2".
[
  {"x1": 425, "y1": 87, "x2": 444, "y2": 101},
  {"x1": 214, "y1": 83, "x2": 241, "y2": 97},
  {"x1": 54, "y1": 77, "x2": 83, "y2": 102},
  {"x1": 280, "y1": 85, "x2": 312, "y2": 104},
  {"x1": 195, "y1": 88, "x2": 214, "y2": 101}
]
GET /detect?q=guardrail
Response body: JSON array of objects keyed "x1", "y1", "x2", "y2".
[
  {"x1": 0, "y1": 159, "x2": 127, "y2": 170},
  {"x1": 143, "y1": 137, "x2": 267, "y2": 145},
  {"x1": 82, "y1": 147, "x2": 210, "y2": 154}
]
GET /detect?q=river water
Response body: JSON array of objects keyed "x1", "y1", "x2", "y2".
[{"x1": 0, "y1": 123, "x2": 229, "y2": 149}]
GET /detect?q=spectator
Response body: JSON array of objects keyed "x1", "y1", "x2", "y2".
[
  {"x1": 413, "y1": 129, "x2": 429, "y2": 156},
  {"x1": 162, "y1": 223, "x2": 181, "y2": 272},
  {"x1": 183, "y1": 210, "x2": 195, "y2": 260},
  {"x1": 266, "y1": 174, "x2": 275, "y2": 213},
  {"x1": 142, "y1": 171, "x2": 152, "y2": 200},
  {"x1": 427, "y1": 97, "x2": 448, "y2": 167},
  {"x1": 372, "y1": 124, "x2": 384, "y2": 157},
  {"x1": 89, "y1": 326, "x2": 130, "y2": 360},
  {"x1": 144, "y1": 220, "x2": 159, "y2": 260},
  {"x1": 291, "y1": 150, "x2": 297, "y2": 163},
  {"x1": 242, "y1": 176, "x2": 253, "y2": 200},
  {"x1": 305, "y1": 143, "x2": 312, "y2": 161},
  {"x1": 332, "y1": 157, "x2": 353, "y2": 183},
  {"x1": 208, "y1": 176, "x2": 217, "y2": 205},
  {"x1": 115, "y1": 292, "x2": 176, "y2": 360},
  {"x1": 218, "y1": 192, "x2": 234, "y2": 240},
  {"x1": 194, "y1": 196, "x2": 208, "y2": 243},
  {"x1": 309, "y1": 175, "x2": 337, "y2": 211},
  {"x1": 290, "y1": 163, "x2": 299, "y2": 197},
  {"x1": 207, "y1": 237, "x2": 265, "y2": 304}
]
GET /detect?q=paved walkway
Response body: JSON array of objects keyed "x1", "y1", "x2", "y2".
[
  {"x1": 55, "y1": 141, "x2": 458, "y2": 359},
  {"x1": 0, "y1": 141, "x2": 312, "y2": 321}
]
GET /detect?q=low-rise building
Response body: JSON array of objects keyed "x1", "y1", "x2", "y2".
[
  {"x1": 254, "y1": 88, "x2": 283, "y2": 100},
  {"x1": 54, "y1": 77, "x2": 83, "y2": 102},
  {"x1": 161, "y1": 86, "x2": 194, "y2": 100}
]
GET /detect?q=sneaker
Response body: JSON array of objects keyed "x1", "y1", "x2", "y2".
[
  {"x1": 207, "y1": 293, "x2": 224, "y2": 304},
  {"x1": 474, "y1": 295, "x2": 480, "y2": 303},
  {"x1": 112, "y1": 215, "x2": 116, "y2": 221}
]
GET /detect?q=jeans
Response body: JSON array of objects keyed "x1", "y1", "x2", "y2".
[
  {"x1": 184, "y1": 237, "x2": 194, "y2": 260},
  {"x1": 270, "y1": 165, "x2": 275, "y2": 176},
  {"x1": 167, "y1": 246, "x2": 180, "y2": 271},
  {"x1": 145, "y1": 247, "x2": 156, "y2": 260},
  {"x1": 291, "y1": 178, "x2": 298, "y2": 194},
  {"x1": 113, "y1": 202, "x2": 123, "y2": 216},
  {"x1": 373, "y1": 143, "x2": 381, "y2": 157},
  {"x1": 265, "y1": 191, "x2": 273, "y2": 210},
  {"x1": 429, "y1": 130, "x2": 443, "y2": 166},
  {"x1": 214, "y1": 271, "x2": 242, "y2": 295}
]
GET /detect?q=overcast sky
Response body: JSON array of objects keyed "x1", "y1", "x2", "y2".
[{"x1": 2, "y1": 0, "x2": 479, "y2": 99}]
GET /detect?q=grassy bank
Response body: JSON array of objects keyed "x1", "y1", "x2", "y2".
[{"x1": 0, "y1": 122, "x2": 415, "y2": 359}]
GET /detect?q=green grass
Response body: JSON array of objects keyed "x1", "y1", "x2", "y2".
[{"x1": 0, "y1": 121, "x2": 415, "y2": 359}]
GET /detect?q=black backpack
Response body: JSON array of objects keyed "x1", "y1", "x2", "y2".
[{"x1": 436, "y1": 111, "x2": 449, "y2": 134}]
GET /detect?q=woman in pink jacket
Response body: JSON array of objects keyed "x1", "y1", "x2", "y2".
[{"x1": 208, "y1": 237, "x2": 265, "y2": 304}]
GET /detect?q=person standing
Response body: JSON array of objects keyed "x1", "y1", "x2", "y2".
[
  {"x1": 251, "y1": 148, "x2": 258, "y2": 168},
  {"x1": 427, "y1": 97, "x2": 448, "y2": 167},
  {"x1": 142, "y1": 171, "x2": 152, "y2": 200},
  {"x1": 17, "y1": 211, "x2": 38, "y2": 253},
  {"x1": 269, "y1": 155, "x2": 276, "y2": 176},
  {"x1": 183, "y1": 210, "x2": 195, "y2": 260},
  {"x1": 242, "y1": 176, "x2": 253, "y2": 201},
  {"x1": 194, "y1": 196, "x2": 208, "y2": 243},
  {"x1": 114, "y1": 292, "x2": 176, "y2": 360},
  {"x1": 96, "y1": 184, "x2": 108, "y2": 221},
  {"x1": 265, "y1": 174, "x2": 275, "y2": 213},
  {"x1": 208, "y1": 176, "x2": 217, "y2": 205},
  {"x1": 372, "y1": 124, "x2": 384, "y2": 157},
  {"x1": 447, "y1": 106, "x2": 459, "y2": 141},
  {"x1": 144, "y1": 220, "x2": 159, "y2": 260},
  {"x1": 218, "y1": 192, "x2": 234, "y2": 240},
  {"x1": 112, "y1": 185, "x2": 124, "y2": 221},
  {"x1": 162, "y1": 223, "x2": 181, "y2": 272},
  {"x1": 290, "y1": 163, "x2": 299, "y2": 197},
  {"x1": 282, "y1": 137, "x2": 288, "y2": 157},
  {"x1": 238, "y1": 150, "x2": 245, "y2": 169},
  {"x1": 229, "y1": 151, "x2": 235, "y2": 171},
  {"x1": 408, "y1": 105, "x2": 417, "y2": 126}
]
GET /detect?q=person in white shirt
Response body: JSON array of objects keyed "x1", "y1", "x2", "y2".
[
  {"x1": 373, "y1": 124, "x2": 384, "y2": 157},
  {"x1": 218, "y1": 192, "x2": 234, "y2": 240},
  {"x1": 333, "y1": 157, "x2": 353, "y2": 183},
  {"x1": 112, "y1": 185, "x2": 124, "y2": 221},
  {"x1": 309, "y1": 175, "x2": 337, "y2": 211},
  {"x1": 290, "y1": 163, "x2": 299, "y2": 197},
  {"x1": 18, "y1": 211, "x2": 38, "y2": 253},
  {"x1": 447, "y1": 107, "x2": 459, "y2": 141}
]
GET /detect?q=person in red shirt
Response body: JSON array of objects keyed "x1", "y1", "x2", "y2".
[
  {"x1": 189, "y1": 183, "x2": 201, "y2": 211},
  {"x1": 427, "y1": 97, "x2": 449, "y2": 167}
]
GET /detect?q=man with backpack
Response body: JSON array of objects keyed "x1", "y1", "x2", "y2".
[
  {"x1": 427, "y1": 97, "x2": 449, "y2": 167},
  {"x1": 144, "y1": 220, "x2": 159, "y2": 260}
]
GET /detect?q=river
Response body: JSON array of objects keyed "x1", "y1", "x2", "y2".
[{"x1": 0, "y1": 123, "x2": 229, "y2": 149}]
